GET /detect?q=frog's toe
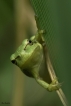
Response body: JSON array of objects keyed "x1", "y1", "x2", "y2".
[
  {"x1": 51, "y1": 78, "x2": 58, "y2": 84},
  {"x1": 47, "y1": 82, "x2": 61, "y2": 92}
]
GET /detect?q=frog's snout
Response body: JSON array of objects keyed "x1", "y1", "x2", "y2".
[
  {"x1": 10, "y1": 54, "x2": 16, "y2": 64},
  {"x1": 11, "y1": 58, "x2": 17, "y2": 65},
  {"x1": 11, "y1": 59, "x2": 15, "y2": 64}
]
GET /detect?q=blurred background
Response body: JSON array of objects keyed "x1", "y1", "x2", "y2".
[{"x1": 0, "y1": 0, "x2": 71, "y2": 106}]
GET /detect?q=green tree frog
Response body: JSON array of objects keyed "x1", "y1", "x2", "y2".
[{"x1": 10, "y1": 30, "x2": 61, "y2": 92}]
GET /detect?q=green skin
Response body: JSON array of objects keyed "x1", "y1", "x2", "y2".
[{"x1": 10, "y1": 30, "x2": 61, "y2": 92}]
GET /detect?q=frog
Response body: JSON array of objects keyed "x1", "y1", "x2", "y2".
[{"x1": 10, "y1": 30, "x2": 61, "y2": 92}]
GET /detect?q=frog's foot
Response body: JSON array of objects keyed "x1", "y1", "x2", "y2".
[
  {"x1": 51, "y1": 77, "x2": 58, "y2": 84},
  {"x1": 38, "y1": 30, "x2": 45, "y2": 34},
  {"x1": 47, "y1": 78, "x2": 62, "y2": 92}
]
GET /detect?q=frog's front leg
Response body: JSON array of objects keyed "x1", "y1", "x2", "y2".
[
  {"x1": 30, "y1": 29, "x2": 45, "y2": 45},
  {"x1": 34, "y1": 15, "x2": 45, "y2": 43},
  {"x1": 34, "y1": 75, "x2": 61, "y2": 92},
  {"x1": 35, "y1": 29, "x2": 45, "y2": 44}
]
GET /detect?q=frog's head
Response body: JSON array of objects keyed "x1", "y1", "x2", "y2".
[{"x1": 10, "y1": 36, "x2": 43, "y2": 70}]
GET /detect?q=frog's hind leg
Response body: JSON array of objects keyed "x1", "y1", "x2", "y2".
[{"x1": 35, "y1": 77, "x2": 61, "y2": 92}]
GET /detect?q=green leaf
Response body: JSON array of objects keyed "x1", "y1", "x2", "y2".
[{"x1": 31, "y1": 0, "x2": 71, "y2": 105}]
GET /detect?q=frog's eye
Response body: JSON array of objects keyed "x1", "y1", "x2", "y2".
[
  {"x1": 28, "y1": 40, "x2": 33, "y2": 45},
  {"x1": 24, "y1": 39, "x2": 34, "y2": 50},
  {"x1": 29, "y1": 40, "x2": 32, "y2": 43},
  {"x1": 26, "y1": 39, "x2": 32, "y2": 44}
]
